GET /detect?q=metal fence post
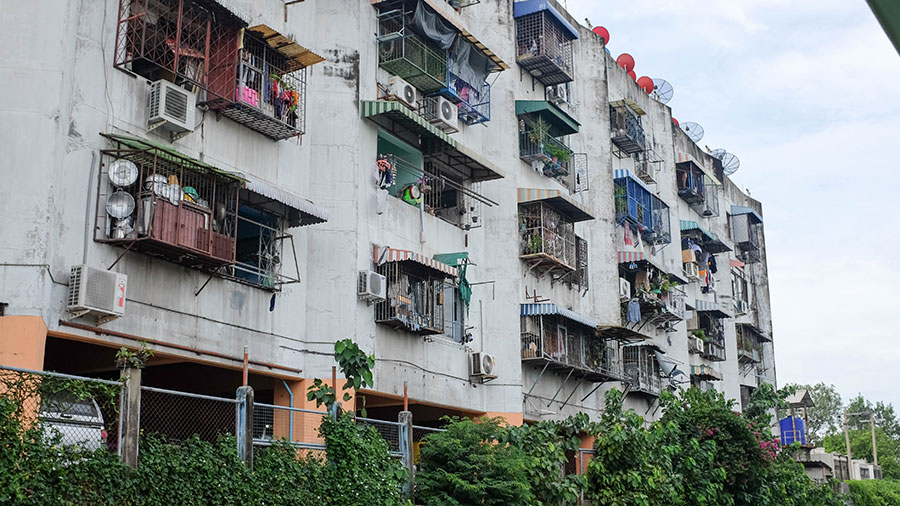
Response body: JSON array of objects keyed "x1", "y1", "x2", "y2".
[
  {"x1": 119, "y1": 367, "x2": 142, "y2": 467},
  {"x1": 236, "y1": 386, "x2": 254, "y2": 468},
  {"x1": 399, "y1": 411, "x2": 414, "y2": 500}
]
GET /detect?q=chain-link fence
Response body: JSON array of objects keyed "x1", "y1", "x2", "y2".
[
  {"x1": 357, "y1": 416, "x2": 404, "y2": 456},
  {"x1": 0, "y1": 365, "x2": 123, "y2": 455},
  {"x1": 139, "y1": 386, "x2": 237, "y2": 444},
  {"x1": 252, "y1": 401, "x2": 328, "y2": 463}
]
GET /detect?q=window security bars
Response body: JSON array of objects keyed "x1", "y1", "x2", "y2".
[
  {"x1": 610, "y1": 103, "x2": 645, "y2": 155},
  {"x1": 519, "y1": 202, "x2": 576, "y2": 271},
  {"x1": 375, "y1": 261, "x2": 452, "y2": 335},
  {"x1": 515, "y1": 11, "x2": 574, "y2": 85},
  {"x1": 614, "y1": 176, "x2": 671, "y2": 246},
  {"x1": 377, "y1": 8, "x2": 448, "y2": 93},
  {"x1": 622, "y1": 346, "x2": 662, "y2": 396},
  {"x1": 519, "y1": 130, "x2": 573, "y2": 179},
  {"x1": 520, "y1": 316, "x2": 624, "y2": 381}
]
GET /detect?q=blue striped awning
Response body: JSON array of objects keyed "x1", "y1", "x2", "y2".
[
  {"x1": 730, "y1": 206, "x2": 763, "y2": 224},
  {"x1": 241, "y1": 173, "x2": 328, "y2": 228},
  {"x1": 613, "y1": 170, "x2": 656, "y2": 196},
  {"x1": 520, "y1": 303, "x2": 597, "y2": 329}
]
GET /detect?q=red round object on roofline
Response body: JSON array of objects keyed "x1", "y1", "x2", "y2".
[
  {"x1": 616, "y1": 53, "x2": 635, "y2": 73},
  {"x1": 592, "y1": 26, "x2": 610, "y2": 44},
  {"x1": 671, "y1": 117, "x2": 680, "y2": 127},
  {"x1": 637, "y1": 76, "x2": 654, "y2": 94},
  {"x1": 627, "y1": 70, "x2": 636, "y2": 80}
]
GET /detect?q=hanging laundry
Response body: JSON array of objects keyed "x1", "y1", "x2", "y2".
[
  {"x1": 626, "y1": 298, "x2": 642, "y2": 323},
  {"x1": 624, "y1": 222, "x2": 633, "y2": 246},
  {"x1": 708, "y1": 254, "x2": 718, "y2": 274}
]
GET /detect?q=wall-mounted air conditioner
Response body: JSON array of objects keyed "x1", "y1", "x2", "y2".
[
  {"x1": 690, "y1": 336, "x2": 704, "y2": 353},
  {"x1": 547, "y1": 84, "x2": 568, "y2": 105},
  {"x1": 618, "y1": 278, "x2": 631, "y2": 302},
  {"x1": 148, "y1": 80, "x2": 196, "y2": 134},
  {"x1": 734, "y1": 300, "x2": 748, "y2": 314},
  {"x1": 470, "y1": 352, "x2": 497, "y2": 379},
  {"x1": 387, "y1": 75, "x2": 417, "y2": 108},
  {"x1": 427, "y1": 95, "x2": 459, "y2": 133},
  {"x1": 684, "y1": 262, "x2": 700, "y2": 280},
  {"x1": 358, "y1": 270, "x2": 387, "y2": 303},
  {"x1": 67, "y1": 265, "x2": 127, "y2": 322}
]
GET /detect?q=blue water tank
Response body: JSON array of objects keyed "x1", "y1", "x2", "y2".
[{"x1": 779, "y1": 416, "x2": 806, "y2": 445}]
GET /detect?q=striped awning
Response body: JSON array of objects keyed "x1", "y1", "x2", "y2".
[
  {"x1": 730, "y1": 205, "x2": 763, "y2": 224},
  {"x1": 240, "y1": 173, "x2": 328, "y2": 228},
  {"x1": 680, "y1": 220, "x2": 731, "y2": 253},
  {"x1": 613, "y1": 170, "x2": 655, "y2": 196},
  {"x1": 361, "y1": 100, "x2": 504, "y2": 181},
  {"x1": 695, "y1": 299, "x2": 732, "y2": 319},
  {"x1": 730, "y1": 258, "x2": 745, "y2": 268},
  {"x1": 690, "y1": 364, "x2": 723, "y2": 381},
  {"x1": 520, "y1": 303, "x2": 597, "y2": 329},
  {"x1": 618, "y1": 251, "x2": 645, "y2": 263},
  {"x1": 517, "y1": 188, "x2": 593, "y2": 222},
  {"x1": 375, "y1": 246, "x2": 458, "y2": 277}
]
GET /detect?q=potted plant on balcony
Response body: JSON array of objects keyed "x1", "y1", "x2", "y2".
[{"x1": 527, "y1": 118, "x2": 552, "y2": 158}]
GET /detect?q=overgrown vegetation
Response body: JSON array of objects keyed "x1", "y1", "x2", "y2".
[
  {"x1": 416, "y1": 387, "x2": 843, "y2": 506},
  {"x1": 846, "y1": 479, "x2": 900, "y2": 505}
]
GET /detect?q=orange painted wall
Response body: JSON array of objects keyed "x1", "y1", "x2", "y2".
[
  {"x1": 482, "y1": 411, "x2": 524, "y2": 427},
  {"x1": 0, "y1": 316, "x2": 47, "y2": 370},
  {"x1": 272, "y1": 377, "x2": 356, "y2": 444}
]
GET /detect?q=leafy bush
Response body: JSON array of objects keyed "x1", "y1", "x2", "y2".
[
  {"x1": 416, "y1": 417, "x2": 533, "y2": 506},
  {"x1": 848, "y1": 479, "x2": 900, "y2": 506}
]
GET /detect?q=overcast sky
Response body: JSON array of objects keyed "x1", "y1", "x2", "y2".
[{"x1": 564, "y1": 0, "x2": 900, "y2": 409}]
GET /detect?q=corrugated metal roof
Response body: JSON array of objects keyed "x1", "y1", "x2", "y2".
[
  {"x1": 247, "y1": 25, "x2": 324, "y2": 73},
  {"x1": 101, "y1": 133, "x2": 244, "y2": 182},
  {"x1": 520, "y1": 303, "x2": 597, "y2": 329},
  {"x1": 375, "y1": 246, "x2": 459, "y2": 277},
  {"x1": 730, "y1": 205, "x2": 763, "y2": 224},
  {"x1": 240, "y1": 173, "x2": 328, "y2": 227},
  {"x1": 515, "y1": 100, "x2": 580, "y2": 135},
  {"x1": 517, "y1": 188, "x2": 593, "y2": 222}
]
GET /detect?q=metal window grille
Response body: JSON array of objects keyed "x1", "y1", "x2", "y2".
[
  {"x1": 96, "y1": 144, "x2": 240, "y2": 270},
  {"x1": 730, "y1": 214, "x2": 761, "y2": 263},
  {"x1": 676, "y1": 162, "x2": 705, "y2": 204},
  {"x1": 375, "y1": 261, "x2": 450, "y2": 335},
  {"x1": 622, "y1": 346, "x2": 662, "y2": 396},
  {"x1": 515, "y1": 11, "x2": 574, "y2": 85},
  {"x1": 446, "y1": 69, "x2": 491, "y2": 124},
  {"x1": 519, "y1": 202, "x2": 576, "y2": 270},
  {"x1": 114, "y1": 0, "x2": 240, "y2": 94},
  {"x1": 377, "y1": 7, "x2": 448, "y2": 93},
  {"x1": 518, "y1": 125, "x2": 573, "y2": 179},
  {"x1": 609, "y1": 103, "x2": 645, "y2": 154},
  {"x1": 614, "y1": 177, "x2": 670, "y2": 246},
  {"x1": 575, "y1": 235, "x2": 588, "y2": 291},
  {"x1": 572, "y1": 152, "x2": 588, "y2": 192}
]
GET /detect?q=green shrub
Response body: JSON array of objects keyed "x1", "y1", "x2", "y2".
[{"x1": 848, "y1": 479, "x2": 900, "y2": 506}]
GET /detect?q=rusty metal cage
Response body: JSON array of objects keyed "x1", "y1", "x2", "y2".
[
  {"x1": 114, "y1": 0, "x2": 241, "y2": 94},
  {"x1": 206, "y1": 28, "x2": 309, "y2": 140},
  {"x1": 95, "y1": 138, "x2": 240, "y2": 270},
  {"x1": 622, "y1": 346, "x2": 662, "y2": 396},
  {"x1": 375, "y1": 261, "x2": 453, "y2": 335}
]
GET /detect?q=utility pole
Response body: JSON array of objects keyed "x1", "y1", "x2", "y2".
[
  {"x1": 843, "y1": 410, "x2": 854, "y2": 480},
  {"x1": 870, "y1": 417, "x2": 879, "y2": 466}
]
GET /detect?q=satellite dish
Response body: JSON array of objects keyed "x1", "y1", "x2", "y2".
[
  {"x1": 651, "y1": 78, "x2": 674, "y2": 104},
  {"x1": 592, "y1": 26, "x2": 610, "y2": 44},
  {"x1": 616, "y1": 53, "x2": 635, "y2": 73},
  {"x1": 681, "y1": 122, "x2": 704, "y2": 143},
  {"x1": 711, "y1": 148, "x2": 741, "y2": 175},
  {"x1": 636, "y1": 76, "x2": 654, "y2": 94}
]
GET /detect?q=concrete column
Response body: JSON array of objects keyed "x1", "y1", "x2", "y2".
[
  {"x1": 398, "y1": 410, "x2": 414, "y2": 500},
  {"x1": 119, "y1": 367, "x2": 142, "y2": 468},
  {"x1": 236, "y1": 386, "x2": 254, "y2": 468}
]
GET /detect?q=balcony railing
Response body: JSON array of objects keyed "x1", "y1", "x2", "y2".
[
  {"x1": 444, "y1": 69, "x2": 491, "y2": 125},
  {"x1": 702, "y1": 339, "x2": 727, "y2": 362},
  {"x1": 519, "y1": 131, "x2": 572, "y2": 178},
  {"x1": 374, "y1": 262, "x2": 449, "y2": 335},
  {"x1": 521, "y1": 332, "x2": 624, "y2": 382},
  {"x1": 610, "y1": 104, "x2": 645, "y2": 154},
  {"x1": 623, "y1": 346, "x2": 663, "y2": 396},
  {"x1": 378, "y1": 9, "x2": 448, "y2": 93},
  {"x1": 519, "y1": 202, "x2": 576, "y2": 271}
]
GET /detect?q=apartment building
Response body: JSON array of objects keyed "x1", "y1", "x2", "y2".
[{"x1": 0, "y1": 0, "x2": 775, "y2": 429}]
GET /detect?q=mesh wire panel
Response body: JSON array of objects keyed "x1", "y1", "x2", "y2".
[
  {"x1": 252, "y1": 402, "x2": 328, "y2": 447},
  {"x1": 0, "y1": 367, "x2": 122, "y2": 454},
  {"x1": 356, "y1": 417, "x2": 402, "y2": 454},
  {"x1": 139, "y1": 387, "x2": 236, "y2": 444}
]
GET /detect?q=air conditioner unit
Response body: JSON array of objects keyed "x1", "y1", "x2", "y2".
[
  {"x1": 358, "y1": 270, "x2": 387, "y2": 302},
  {"x1": 387, "y1": 75, "x2": 417, "y2": 108},
  {"x1": 618, "y1": 278, "x2": 631, "y2": 302},
  {"x1": 734, "y1": 300, "x2": 748, "y2": 314},
  {"x1": 547, "y1": 84, "x2": 568, "y2": 105},
  {"x1": 470, "y1": 352, "x2": 497, "y2": 379},
  {"x1": 690, "y1": 336, "x2": 704, "y2": 353},
  {"x1": 148, "y1": 80, "x2": 196, "y2": 134},
  {"x1": 684, "y1": 261, "x2": 700, "y2": 280},
  {"x1": 67, "y1": 265, "x2": 127, "y2": 321},
  {"x1": 428, "y1": 95, "x2": 459, "y2": 133}
]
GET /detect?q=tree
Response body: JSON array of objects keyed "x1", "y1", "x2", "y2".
[
  {"x1": 783, "y1": 382, "x2": 842, "y2": 446},
  {"x1": 845, "y1": 395, "x2": 900, "y2": 440}
]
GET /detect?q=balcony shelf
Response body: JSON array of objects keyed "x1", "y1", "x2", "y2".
[{"x1": 610, "y1": 100, "x2": 646, "y2": 155}]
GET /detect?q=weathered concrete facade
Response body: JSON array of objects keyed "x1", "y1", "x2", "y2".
[{"x1": 0, "y1": 0, "x2": 775, "y2": 424}]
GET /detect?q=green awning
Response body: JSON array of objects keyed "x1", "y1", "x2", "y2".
[
  {"x1": 515, "y1": 100, "x2": 580, "y2": 136},
  {"x1": 361, "y1": 100, "x2": 504, "y2": 181},
  {"x1": 101, "y1": 133, "x2": 245, "y2": 182},
  {"x1": 680, "y1": 220, "x2": 732, "y2": 253},
  {"x1": 433, "y1": 252, "x2": 470, "y2": 266}
]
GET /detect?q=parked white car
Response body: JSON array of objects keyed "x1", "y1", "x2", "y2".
[{"x1": 39, "y1": 392, "x2": 107, "y2": 451}]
